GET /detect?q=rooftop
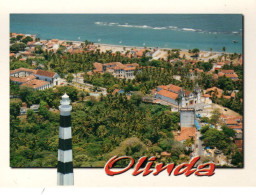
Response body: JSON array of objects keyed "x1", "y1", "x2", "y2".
[
  {"x1": 10, "y1": 75, "x2": 36, "y2": 83},
  {"x1": 175, "y1": 127, "x2": 196, "y2": 142},
  {"x1": 35, "y1": 69, "x2": 56, "y2": 78},
  {"x1": 222, "y1": 69, "x2": 235, "y2": 74},
  {"x1": 10, "y1": 68, "x2": 37, "y2": 75},
  {"x1": 21, "y1": 79, "x2": 49, "y2": 89},
  {"x1": 157, "y1": 89, "x2": 178, "y2": 100}
]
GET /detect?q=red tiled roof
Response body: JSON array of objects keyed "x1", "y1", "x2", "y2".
[
  {"x1": 124, "y1": 66, "x2": 136, "y2": 71},
  {"x1": 136, "y1": 49, "x2": 146, "y2": 57},
  {"x1": 225, "y1": 119, "x2": 239, "y2": 125},
  {"x1": 10, "y1": 75, "x2": 36, "y2": 83},
  {"x1": 231, "y1": 92, "x2": 236, "y2": 98},
  {"x1": 93, "y1": 62, "x2": 103, "y2": 73},
  {"x1": 218, "y1": 72, "x2": 225, "y2": 77},
  {"x1": 225, "y1": 73, "x2": 238, "y2": 78},
  {"x1": 10, "y1": 68, "x2": 37, "y2": 75},
  {"x1": 104, "y1": 62, "x2": 123, "y2": 67},
  {"x1": 158, "y1": 85, "x2": 169, "y2": 90},
  {"x1": 235, "y1": 140, "x2": 243, "y2": 149},
  {"x1": 223, "y1": 95, "x2": 231, "y2": 99},
  {"x1": 21, "y1": 79, "x2": 49, "y2": 89},
  {"x1": 168, "y1": 84, "x2": 182, "y2": 93},
  {"x1": 184, "y1": 89, "x2": 191, "y2": 96},
  {"x1": 176, "y1": 127, "x2": 196, "y2": 142},
  {"x1": 157, "y1": 89, "x2": 178, "y2": 100},
  {"x1": 35, "y1": 69, "x2": 56, "y2": 78},
  {"x1": 229, "y1": 125, "x2": 243, "y2": 130},
  {"x1": 222, "y1": 70, "x2": 234, "y2": 74}
]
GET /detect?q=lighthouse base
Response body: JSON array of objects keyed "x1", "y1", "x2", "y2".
[{"x1": 57, "y1": 173, "x2": 74, "y2": 185}]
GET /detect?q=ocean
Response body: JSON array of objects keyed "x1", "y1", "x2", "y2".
[{"x1": 10, "y1": 14, "x2": 243, "y2": 53}]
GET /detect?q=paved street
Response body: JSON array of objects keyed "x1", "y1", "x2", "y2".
[{"x1": 194, "y1": 117, "x2": 204, "y2": 158}]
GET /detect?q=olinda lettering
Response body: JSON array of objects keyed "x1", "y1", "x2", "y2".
[{"x1": 105, "y1": 156, "x2": 215, "y2": 176}]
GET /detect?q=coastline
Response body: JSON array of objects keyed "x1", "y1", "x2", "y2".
[
  {"x1": 41, "y1": 39, "x2": 239, "y2": 58},
  {"x1": 59, "y1": 39, "x2": 237, "y2": 54}
]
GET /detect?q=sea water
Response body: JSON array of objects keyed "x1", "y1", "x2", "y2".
[{"x1": 10, "y1": 14, "x2": 242, "y2": 53}]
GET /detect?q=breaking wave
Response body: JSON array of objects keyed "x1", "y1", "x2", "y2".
[{"x1": 94, "y1": 21, "x2": 242, "y2": 35}]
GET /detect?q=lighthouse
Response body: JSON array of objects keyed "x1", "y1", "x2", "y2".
[{"x1": 57, "y1": 93, "x2": 74, "y2": 185}]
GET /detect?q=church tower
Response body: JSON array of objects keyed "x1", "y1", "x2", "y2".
[{"x1": 57, "y1": 93, "x2": 74, "y2": 185}]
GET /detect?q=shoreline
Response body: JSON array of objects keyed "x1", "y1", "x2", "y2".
[
  {"x1": 12, "y1": 32, "x2": 242, "y2": 54},
  {"x1": 42, "y1": 39, "x2": 240, "y2": 55}
]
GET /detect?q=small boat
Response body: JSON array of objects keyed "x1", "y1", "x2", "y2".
[{"x1": 233, "y1": 40, "x2": 238, "y2": 43}]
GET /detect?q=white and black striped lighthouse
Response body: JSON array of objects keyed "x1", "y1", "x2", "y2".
[{"x1": 57, "y1": 93, "x2": 74, "y2": 185}]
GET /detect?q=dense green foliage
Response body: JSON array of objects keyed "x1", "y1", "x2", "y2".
[
  {"x1": 10, "y1": 86, "x2": 185, "y2": 167},
  {"x1": 10, "y1": 43, "x2": 26, "y2": 53},
  {"x1": 200, "y1": 124, "x2": 242, "y2": 166}
]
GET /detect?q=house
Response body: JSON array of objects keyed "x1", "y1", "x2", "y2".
[
  {"x1": 93, "y1": 62, "x2": 104, "y2": 73},
  {"x1": 235, "y1": 139, "x2": 243, "y2": 153},
  {"x1": 175, "y1": 127, "x2": 196, "y2": 143},
  {"x1": 10, "y1": 67, "x2": 60, "y2": 90},
  {"x1": 219, "y1": 70, "x2": 239, "y2": 81},
  {"x1": 222, "y1": 115, "x2": 243, "y2": 133},
  {"x1": 34, "y1": 69, "x2": 60, "y2": 86},
  {"x1": 92, "y1": 62, "x2": 140, "y2": 79},
  {"x1": 135, "y1": 49, "x2": 147, "y2": 58},
  {"x1": 10, "y1": 68, "x2": 37, "y2": 77},
  {"x1": 20, "y1": 107, "x2": 28, "y2": 115},
  {"x1": 10, "y1": 75, "x2": 36, "y2": 85},
  {"x1": 21, "y1": 79, "x2": 51, "y2": 90},
  {"x1": 154, "y1": 83, "x2": 201, "y2": 107},
  {"x1": 30, "y1": 104, "x2": 40, "y2": 112}
]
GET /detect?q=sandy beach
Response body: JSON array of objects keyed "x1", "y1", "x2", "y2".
[{"x1": 41, "y1": 38, "x2": 230, "y2": 62}]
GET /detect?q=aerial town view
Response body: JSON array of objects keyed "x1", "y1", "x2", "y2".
[{"x1": 10, "y1": 14, "x2": 243, "y2": 168}]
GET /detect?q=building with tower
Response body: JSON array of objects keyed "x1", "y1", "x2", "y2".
[
  {"x1": 57, "y1": 93, "x2": 74, "y2": 186},
  {"x1": 154, "y1": 83, "x2": 201, "y2": 108}
]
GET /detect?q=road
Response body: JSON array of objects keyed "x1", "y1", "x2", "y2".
[{"x1": 194, "y1": 117, "x2": 204, "y2": 158}]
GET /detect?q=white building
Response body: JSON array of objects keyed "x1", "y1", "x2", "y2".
[
  {"x1": 10, "y1": 67, "x2": 60, "y2": 90},
  {"x1": 34, "y1": 69, "x2": 60, "y2": 86}
]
